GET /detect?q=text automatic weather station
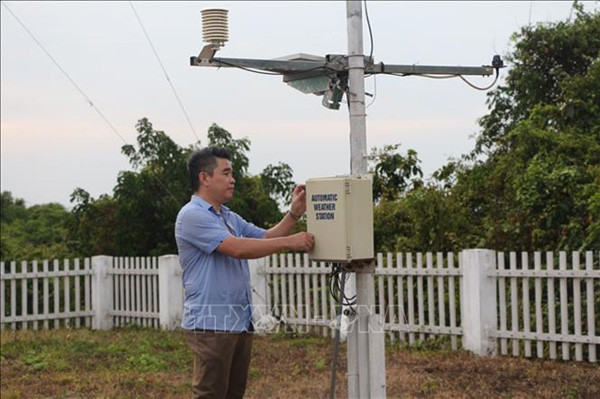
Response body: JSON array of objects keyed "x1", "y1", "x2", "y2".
[
  {"x1": 306, "y1": 175, "x2": 374, "y2": 270},
  {"x1": 191, "y1": 3, "x2": 503, "y2": 398}
]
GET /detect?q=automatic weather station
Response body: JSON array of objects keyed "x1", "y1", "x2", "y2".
[{"x1": 191, "y1": 4, "x2": 503, "y2": 398}]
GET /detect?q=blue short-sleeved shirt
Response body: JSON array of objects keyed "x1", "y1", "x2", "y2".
[{"x1": 175, "y1": 195, "x2": 266, "y2": 332}]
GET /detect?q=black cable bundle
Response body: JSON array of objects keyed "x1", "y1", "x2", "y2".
[{"x1": 328, "y1": 262, "x2": 357, "y2": 308}]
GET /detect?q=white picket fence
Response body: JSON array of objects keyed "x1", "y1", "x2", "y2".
[
  {"x1": 1, "y1": 250, "x2": 598, "y2": 363},
  {"x1": 0, "y1": 255, "x2": 183, "y2": 331},
  {"x1": 251, "y1": 250, "x2": 599, "y2": 363}
]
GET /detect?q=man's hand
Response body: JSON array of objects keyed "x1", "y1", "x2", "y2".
[
  {"x1": 288, "y1": 232, "x2": 315, "y2": 252},
  {"x1": 289, "y1": 184, "x2": 307, "y2": 219}
]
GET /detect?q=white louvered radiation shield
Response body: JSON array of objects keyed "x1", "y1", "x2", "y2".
[{"x1": 201, "y1": 8, "x2": 229, "y2": 48}]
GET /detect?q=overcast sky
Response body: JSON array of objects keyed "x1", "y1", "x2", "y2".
[{"x1": 2, "y1": 1, "x2": 598, "y2": 208}]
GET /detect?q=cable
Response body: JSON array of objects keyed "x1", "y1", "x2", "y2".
[
  {"x1": 366, "y1": 74, "x2": 377, "y2": 109},
  {"x1": 383, "y1": 70, "x2": 500, "y2": 90},
  {"x1": 216, "y1": 59, "x2": 335, "y2": 78},
  {"x1": 458, "y1": 71, "x2": 499, "y2": 91},
  {"x1": 328, "y1": 263, "x2": 356, "y2": 308},
  {"x1": 129, "y1": 2, "x2": 201, "y2": 145},
  {"x1": 363, "y1": 0, "x2": 374, "y2": 65},
  {"x1": 215, "y1": 59, "x2": 287, "y2": 75},
  {"x1": 2, "y1": 1, "x2": 181, "y2": 205},
  {"x1": 329, "y1": 266, "x2": 347, "y2": 399},
  {"x1": 1, "y1": 1, "x2": 129, "y2": 145}
]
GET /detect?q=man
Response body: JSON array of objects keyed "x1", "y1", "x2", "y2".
[{"x1": 175, "y1": 146, "x2": 315, "y2": 399}]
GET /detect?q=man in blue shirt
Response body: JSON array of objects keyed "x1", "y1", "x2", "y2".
[{"x1": 175, "y1": 146, "x2": 314, "y2": 399}]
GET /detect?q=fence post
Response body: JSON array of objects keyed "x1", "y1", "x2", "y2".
[
  {"x1": 158, "y1": 255, "x2": 183, "y2": 330},
  {"x1": 91, "y1": 255, "x2": 113, "y2": 330},
  {"x1": 462, "y1": 249, "x2": 497, "y2": 356},
  {"x1": 249, "y1": 257, "x2": 270, "y2": 332}
]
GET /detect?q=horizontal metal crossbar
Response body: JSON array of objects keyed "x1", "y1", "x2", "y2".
[{"x1": 191, "y1": 56, "x2": 495, "y2": 77}]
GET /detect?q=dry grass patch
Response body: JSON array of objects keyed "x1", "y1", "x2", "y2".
[{"x1": 1, "y1": 328, "x2": 598, "y2": 398}]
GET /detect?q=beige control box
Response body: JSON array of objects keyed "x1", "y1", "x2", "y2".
[{"x1": 306, "y1": 175, "x2": 374, "y2": 262}]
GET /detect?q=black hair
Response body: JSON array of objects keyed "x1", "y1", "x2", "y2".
[{"x1": 187, "y1": 147, "x2": 231, "y2": 192}]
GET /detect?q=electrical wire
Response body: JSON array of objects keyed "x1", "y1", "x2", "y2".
[
  {"x1": 363, "y1": 0, "x2": 378, "y2": 109},
  {"x1": 328, "y1": 263, "x2": 356, "y2": 307},
  {"x1": 215, "y1": 59, "x2": 288, "y2": 75},
  {"x1": 1, "y1": 1, "x2": 129, "y2": 145},
  {"x1": 363, "y1": 0, "x2": 374, "y2": 65},
  {"x1": 329, "y1": 265, "x2": 347, "y2": 399},
  {"x1": 458, "y1": 71, "x2": 499, "y2": 91},
  {"x1": 366, "y1": 74, "x2": 377, "y2": 109},
  {"x1": 129, "y1": 2, "x2": 201, "y2": 145},
  {"x1": 216, "y1": 59, "x2": 335, "y2": 78},
  {"x1": 2, "y1": 1, "x2": 182, "y2": 205},
  {"x1": 383, "y1": 69, "x2": 500, "y2": 90}
]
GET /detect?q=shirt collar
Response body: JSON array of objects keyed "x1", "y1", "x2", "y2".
[{"x1": 190, "y1": 195, "x2": 230, "y2": 215}]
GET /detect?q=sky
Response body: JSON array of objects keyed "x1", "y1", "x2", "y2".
[{"x1": 2, "y1": 1, "x2": 599, "y2": 208}]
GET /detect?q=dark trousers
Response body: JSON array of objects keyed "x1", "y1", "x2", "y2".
[{"x1": 184, "y1": 330, "x2": 253, "y2": 399}]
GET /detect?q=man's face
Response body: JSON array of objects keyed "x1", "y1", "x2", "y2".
[{"x1": 201, "y1": 157, "x2": 235, "y2": 204}]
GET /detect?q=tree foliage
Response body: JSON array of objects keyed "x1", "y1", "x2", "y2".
[
  {"x1": 66, "y1": 119, "x2": 295, "y2": 258},
  {"x1": 369, "y1": 144, "x2": 423, "y2": 202},
  {"x1": 373, "y1": 7, "x2": 599, "y2": 253},
  {"x1": 1, "y1": 191, "x2": 74, "y2": 261},
  {"x1": 3, "y1": 6, "x2": 598, "y2": 260},
  {"x1": 453, "y1": 8, "x2": 600, "y2": 251}
]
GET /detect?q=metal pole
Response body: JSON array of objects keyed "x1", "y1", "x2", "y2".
[
  {"x1": 346, "y1": 1, "x2": 386, "y2": 398},
  {"x1": 347, "y1": 1, "x2": 367, "y2": 176}
]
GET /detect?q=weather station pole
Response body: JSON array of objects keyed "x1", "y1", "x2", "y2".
[
  {"x1": 190, "y1": 3, "x2": 503, "y2": 398},
  {"x1": 345, "y1": 2, "x2": 386, "y2": 398}
]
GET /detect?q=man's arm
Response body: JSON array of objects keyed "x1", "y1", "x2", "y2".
[
  {"x1": 217, "y1": 232, "x2": 314, "y2": 259},
  {"x1": 265, "y1": 184, "x2": 307, "y2": 239},
  {"x1": 219, "y1": 183, "x2": 314, "y2": 259}
]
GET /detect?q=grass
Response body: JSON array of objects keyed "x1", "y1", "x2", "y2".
[{"x1": 1, "y1": 327, "x2": 599, "y2": 398}]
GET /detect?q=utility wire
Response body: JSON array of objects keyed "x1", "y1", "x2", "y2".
[
  {"x1": 2, "y1": 1, "x2": 181, "y2": 204},
  {"x1": 458, "y1": 72, "x2": 499, "y2": 91},
  {"x1": 215, "y1": 59, "x2": 289, "y2": 75},
  {"x1": 329, "y1": 264, "x2": 347, "y2": 399},
  {"x1": 363, "y1": 0, "x2": 374, "y2": 65},
  {"x1": 366, "y1": 74, "x2": 377, "y2": 109},
  {"x1": 383, "y1": 70, "x2": 500, "y2": 90},
  {"x1": 216, "y1": 59, "x2": 336, "y2": 78},
  {"x1": 363, "y1": 0, "x2": 378, "y2": 108},
  {"x1": 1, "y1": 1, "x2": 129, "y2": 145},
  {"x1": 129, "y1": 2, "x2": 201, "y2": 145}
]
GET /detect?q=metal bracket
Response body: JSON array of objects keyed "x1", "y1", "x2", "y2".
[{"x1": 198, "y1": 44, "x2": 218, "y2": 62}]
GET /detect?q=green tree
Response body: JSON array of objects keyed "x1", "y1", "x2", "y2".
[
  {"x1": 441, "y1": 8, "x2": 600, "y2": 251},
  {"x1": 260, "y1": 162, "x2": 296, "y2": 205},
  {"x1": 1, "y1": 192, "x2": 74, "y2": 261},
  {"x1": 1, "y1": 191, "x2": 27, "y2": 223},
  {"x1": 68, "y1": 189, "x2": 118, "y2": 256},
  {"x1": 369, "y1": 144, "x2": 423, "y2": 203},
  {"x1": 371, "y1": 6, "x2": 599, "y2": 253},
  {"x1": 205, "y1": 123, "x2": 286, "y2": 228},
  {"x1": 373, "y1": 185, "x2": 474, "y2": 253},
  {"x1": 113, "y1": 118, "x2": 191, "y2": 255},
  {"x1": 69, "y1": 119, "x2": 296, "y2": 256}
]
